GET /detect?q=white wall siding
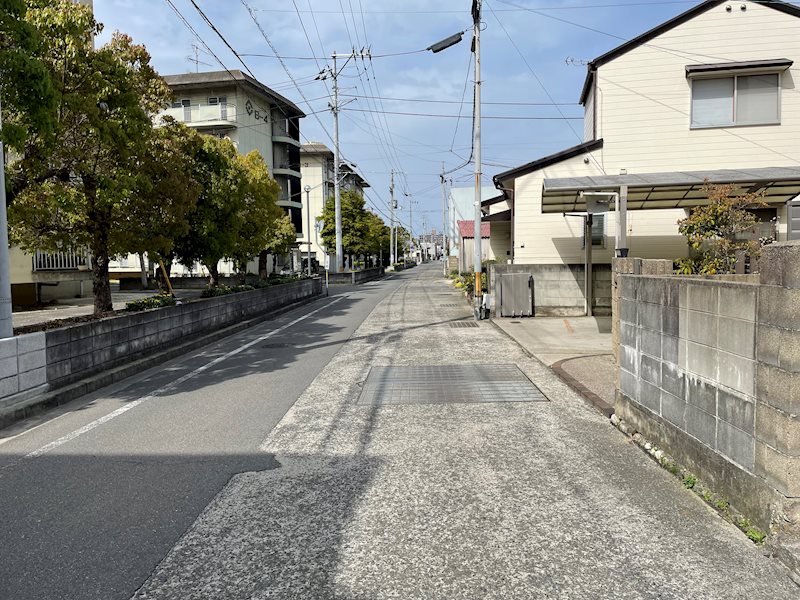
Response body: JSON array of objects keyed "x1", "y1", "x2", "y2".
[
  {"x1": 583, "y1": 86, "x2": 595, "y2": 142},
  {"x1": 512, "y1": 150, "x2": 689, "y2": 265},
  {"x1": 597, "y1": 1, "x2": 800, "y2": 172}
]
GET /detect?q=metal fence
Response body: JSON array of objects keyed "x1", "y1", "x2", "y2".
[{"x1": 32, "y1": 251, "x2": 88, "y2": 272}]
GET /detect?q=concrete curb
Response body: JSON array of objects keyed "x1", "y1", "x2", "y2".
[
  {"x1": 0, "y1": 293, "x2": 324, "y2": 430},
  {"x1": 551, "y1": 357, "x2": 615, "y2": 418}
]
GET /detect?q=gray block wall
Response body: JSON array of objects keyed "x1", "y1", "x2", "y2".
[
  {"x1": 327, "y1": 267, "x2": 385, "y2": 285},
  {"x1": 618, "y1": 277, "x2": 759, "y2": 472},
  {"x1": 616, "y1": 242, "x2": 800, "y2": 530},
  {"x1": 0, "y1": 333, "x2": 48, "y2": 405},
  {"x1": 0, "y1": 279, "x2": 321, "y2": 411},
  {"x1": 489, "y1": 263, "x2": 612, "y2": 317}
]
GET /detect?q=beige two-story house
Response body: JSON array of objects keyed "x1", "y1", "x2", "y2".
[{"x1": 489, "y1": 0, "x2": 800, "y2": 315}]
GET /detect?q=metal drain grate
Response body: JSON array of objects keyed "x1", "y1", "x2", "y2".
[
  {"x1": 440, "y1": 304, "x2": 461, "y2": 308},
  {"x1": 449, "y1": 321, "x2": 479, "y2": 328},
  {"x1": 357, "y1": 364, "x2": 548, "y2": 405}
]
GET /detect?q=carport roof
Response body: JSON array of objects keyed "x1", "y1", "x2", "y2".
[{"x1": 541, "y1": 166, "x2": 800, "y2": 213}]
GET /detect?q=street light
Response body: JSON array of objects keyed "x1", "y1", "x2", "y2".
[
  {"x1": 427, "y1": 32, "x2": 464, "y2": 53},
  {"x1": 304, "y1": 184, "x2": 312, "y2": 277}
]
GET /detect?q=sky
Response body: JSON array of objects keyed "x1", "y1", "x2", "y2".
[{"x1": 93, "y1": 0, "x2": 717, "y2": 235}]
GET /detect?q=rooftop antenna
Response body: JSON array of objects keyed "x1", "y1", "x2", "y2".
[{"x1": 187, "y1": 43, "x2": 213, "y2": 73}]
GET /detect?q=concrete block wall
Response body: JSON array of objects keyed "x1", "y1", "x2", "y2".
[
  {"x1": 328, "y1": 267, "x2": 384, "y2": 285},
  {"x1": 619, "y1": 277, "x2": 759, "y2": 470},
  {"x1": 489, "y1": 264, "x2": 612, "y2": 317},
  {"x1": 0, "y1": 333, "x2": 48, "y2": 403},
  {"x1": 755, "y1": 241, "x2": 800, "y2": 500},
  {"x1": 45, "y1": 278, "x2": 321, "y2": 389},
  {"x1": 615, "y1": 242, "x2": 800, "y2": 529},
  {"x1": 0, "y1": 279, "x2": 321, "y2": 412}
]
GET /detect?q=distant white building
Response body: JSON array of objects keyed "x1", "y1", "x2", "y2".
[{"x1": 298, "y1": 143, "x2": 369, "y2": 269}]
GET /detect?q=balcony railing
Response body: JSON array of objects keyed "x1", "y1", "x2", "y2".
[
  {"x1": 159, "y1": 103, "x2": 237, "y2": 126},
  {"x1": 32, "y1": 250, "x2": 88, "y2": 272}
]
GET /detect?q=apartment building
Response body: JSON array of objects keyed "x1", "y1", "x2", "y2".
[
  {"x1": 161, "y1": 70, "x2": 305, "y2": 231},
  {"x1": 298, "y1": 143, "x2": 370, "y2": 268},
  {"x1": 110, "y1": 70, "x2": 307, "y2": 280}
]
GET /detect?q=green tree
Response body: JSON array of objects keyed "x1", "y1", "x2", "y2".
[
  {"x1": 260, "y1": 213, "x2": 297, "y2": 277},
  {"x1": 0, "y1": 0, "x2": 55, "y2": 148},
  {"x1": 319, "y1": 190, "x2": 371, "y2": 266},
  {"x1": 173, "y1": 136, "x2": 247, "y2": 287},
  {"x1": 229, "y1": 150, "x2": 282, "y2": 276},
  {"x1": 120, "y1": 118, "x2": 202, "y2": 265},
  {"x1": 364, "y1": 210, "x2": 390, "y2": 267},
  {"x1": 677, "y1": 183, "x2": 767, "y2": 275},
  {"x1": 7, "y1": 1, "x2": 172, "y2": 313}
]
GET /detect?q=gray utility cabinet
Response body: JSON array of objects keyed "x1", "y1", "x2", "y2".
[
  {"x1": 789, "y1": 200, "x2": 800, "y2": 241},
  {"x1": 499, "y1": 273, "x2": 534, "y2": 317}
]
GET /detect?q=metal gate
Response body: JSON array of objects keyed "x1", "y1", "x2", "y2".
[{"x1": 499, "y1": 273, "x2": 534, "y2": 317}]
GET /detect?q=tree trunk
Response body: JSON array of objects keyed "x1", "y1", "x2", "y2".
[
  {"x1": 258, "y1": 250, "x2": 268, "y2": 280},
  {"x1": 91, "y1": 249, "x2": 112, "y2": 313},
  {"x1": 85, "y1": 178, "x2": 113, "y2": 314},
  {"x1": 207, "y1": 262, "x2": 220, "y2": 287},
  {"x1": 138, "y1": 253, "x2": 148, "y2": 289}
]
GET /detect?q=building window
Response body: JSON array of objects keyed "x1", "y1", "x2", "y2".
[
  {"x1": 171, "y1": 99, "x2": 192, "y2": 122},
  {"x1": 583, "y1": 214, "x2": 605, "y2": 248},
  {"x1": 208, "y1": 96, "x2": 228, "y2": 119},
  {"x1": 691, "y1": 73, "x2": 780, "y2": 128}
]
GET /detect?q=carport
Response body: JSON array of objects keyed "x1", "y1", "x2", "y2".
[{"x1": 539, "y1": 166, "x2": 800, "y2": 315}]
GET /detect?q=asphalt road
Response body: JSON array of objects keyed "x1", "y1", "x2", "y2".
[{"x1": 0, "y1": 273, "x2": 407, "y2": 600}]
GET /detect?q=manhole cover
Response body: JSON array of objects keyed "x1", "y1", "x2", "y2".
[
  {"x1": 357, "y1": 364, "x2": 548, "y2": 405},
  {"x1": 449, "y1": 321, "x2": 479, "y2": 328}
]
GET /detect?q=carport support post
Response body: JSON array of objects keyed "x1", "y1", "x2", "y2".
[
  {"x1": 616, "y1": 184, "x2": 628, "y2": 257},
  {"x1": 585, "y1": 214, "x2": 593, "y2": 317}
]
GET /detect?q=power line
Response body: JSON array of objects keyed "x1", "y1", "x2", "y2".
[
  {"x1": 342, "y1": 108, "x2": 582, "y2": 120},
  {"x1": 254, "y1": 3, "x2": 702, "y2": 14},
  {"x1": 487, "y1": 0, "x2": 608, "y2": 176},
  {"x1": 341, "y1": 93, "x2": 578, "y2": 106},
  {"x1": 238, "y1": 0, "x2": 338, "y2": 150},
  {"x1": 494, "y1": 0, "x2": 738, "y2": 65}
]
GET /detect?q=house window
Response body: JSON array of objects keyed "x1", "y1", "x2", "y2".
[
  {"x1": 691, "y1": 73, "x2": 780, "y2": 128},
  {"x1": 583, "y1": 214, "x2": 605, "y2": 248}
]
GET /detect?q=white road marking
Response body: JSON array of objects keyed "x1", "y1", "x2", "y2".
[{"x1": 19, "y1": 296, "x2": 346, "y2": 461}]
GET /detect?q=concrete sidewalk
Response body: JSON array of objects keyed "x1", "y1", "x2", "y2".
[
  {"x1": 12, "y1": 290, "x2": 204, "y2": 329},
  {"x1": 493, "y1": 316, "x2": 616, "y2": 414},
  {"x1": 132, "y1": 266, "x2": 797, "y2": 599}
]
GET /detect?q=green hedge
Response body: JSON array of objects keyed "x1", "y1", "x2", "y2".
[
  {"x1": 200, "y1": 284, "x2": 255, "y2": 298},
  {"x1": 125, "y1": 293, "x2": 177, "y2": 312}
]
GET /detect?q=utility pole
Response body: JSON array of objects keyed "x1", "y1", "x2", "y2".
[
  {"x1": 472, "y1": 0, "x2": 483, "y2": 318},
  {"x1": 441, "y1": 162, "x2": 448, "y2": 276},
  {"x1": 315, "y1": 50, "x2": 367, "y2": 273},
  {"x1": 304, "y1": 185, "x2": 312, "y2": 277},
  {"x1": 409, "y1": 198, "x2": 414, "y2": 264},
  {"x1": 389, "y1": 170, "x2": 395, "y2": 266},
  {"x1": 332, "y1": 53, "x2": 343, "y2": 273},
  {"x1": 0, "y1": 100, "x2": 13, "y2": 338}
]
